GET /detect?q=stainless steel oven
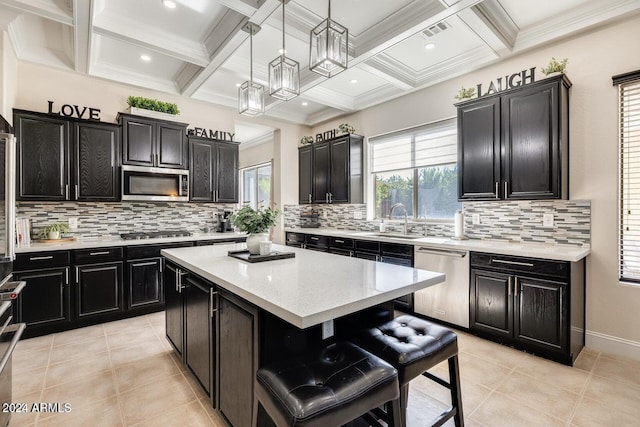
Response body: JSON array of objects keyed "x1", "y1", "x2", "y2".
[{"x1": 121, "y1": 165, "x2": 189, "y2": 201}]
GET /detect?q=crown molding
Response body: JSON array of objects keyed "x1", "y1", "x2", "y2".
[
  {"x1": 456, "y1": 0, "x2": 517, "y2": 57},
  {"x1": 91, "y1": 61, "x2": 179, "y2": 94},
  {"x1": 0, "y1": 0, "x2": 72, "y2": 26},
  {"x1": 239, "y1": 131, "x2": 273, "y2": 150},
  {"x1": 362, "y1": 55, "x2": 416, "y2": 90},
  {"x1": 415, "y1": 44, "x2": 495, "y2": 85}
]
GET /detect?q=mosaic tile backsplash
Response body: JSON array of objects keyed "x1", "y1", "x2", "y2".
[
  {"x1": 17, "y1": 202, "x2": 238, "y2": 239},
  {"x1": 284, "y1": 199, "x2": 591, "y2": 246}
]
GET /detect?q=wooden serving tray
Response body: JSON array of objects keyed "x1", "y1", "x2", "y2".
[
  {"x1": 35, "y1": 237, "x2": 77, "y2": 243},
  {"x1": 228, "y1": 249, "x2": 295, "y2": 263}
]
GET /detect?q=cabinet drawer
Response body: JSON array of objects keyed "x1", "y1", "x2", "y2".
[
  {"x1": 305, "y1": 234, "x2": 329, "y2": 248},
  {"x1": 196, "y1": 238, "x2": 245, "y2": 246},
  {"x1": 285, "y1": 232, "x2": 305, "y2": 245},
  {"x1": 74, "y1": 247, "x2": 123, "y2": 264},
  {"x1": 330, "y1": 237, "x2": 354, "y2": 250},
  {"x1": 355, "y1": 239, "x2": 380, "y2": 254},
  {"x1": 126, "y1": 242, "x2": 194, "y2": 259},
  {"x1": 470, "y1": 252, "x2": 569, "y2": 280},
  {"x1": 381, "y1": 242, "x2": 414, "y2": 259},
  {"x1": 15, "y1": 251, "x2": 70, "y2": 270}
]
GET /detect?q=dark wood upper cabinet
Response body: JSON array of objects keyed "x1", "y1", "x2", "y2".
[
  {"x1": 457, "y1": 74, "x2": 570, "y2": 201},
  {"x1": 15, "y1": 111, "x2": 69, "y2": 201},
  {"x1": 74, "y1": 121, "x2": 120, "y2": 201},
  {"x1": 119, "y1": 113, "x2": 188, "y2": 169},
  {"x1": 298, "y1": 145, "x2": 313, "y2": 204},
  {"x1": 300, "y1": 134, "x2": 363, "y2": 204},
  {"x1": 188, "y1": 136, "x2": 238, "y2": 203}
]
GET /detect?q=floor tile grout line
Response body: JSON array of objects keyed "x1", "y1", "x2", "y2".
[{"x1": 566, "y1": 351, "x2": 601, "y2": 426}]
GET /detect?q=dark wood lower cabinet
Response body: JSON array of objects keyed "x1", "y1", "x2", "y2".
[
  {"x1": 185, "y1": 275, "x2": 214, "y2": 396},
  {"x1": 470, "y1": 252, "x2": 584, "y2": 365},
  {"x1": 76, "y1": 262, "x2": 123, "y2": 317},
  {"x1": 217, "y1": 290, "x2": 258, "y2": 427},
  {"x1": 127, "y1": 258, "x2": 163, "y2": 308},
  {"x1": 14, "y1": 267, "x2": 70, "y2": 327},
  {"x1": 165, "y1": 262, "x2": 184, "y2": 356}
]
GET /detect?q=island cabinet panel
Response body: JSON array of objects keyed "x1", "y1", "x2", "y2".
[
  {"x1": 120, "y1": 113, "x2": 188, "y2": 169},
  {"x1": 127, "y1": 258, "x2": 163, "y2": 308},
  {"x1": 469, "y1": 252, "x2": 583, "y2": 365},
  {"x1": 457, "y1": 74, "x2": 570, "y2": 201},
  {"x1": 74, "y1": 121, "x2": 120, "y2": 201},
  {"x1": 164, "y1": 261, "x2": 184, "y2": 356},
  {"x1": 217, "y1": 290, "x2": 258, "y2": 427},
  {"x1": 184, "y1": 275, "x2": 214, "y2": 396},
  {"x1": 15, "y1": 111, "x2": 69, "y2": 201},
  {"x1": 188, "y1": 136, "x2": 239, "y2": 203}
]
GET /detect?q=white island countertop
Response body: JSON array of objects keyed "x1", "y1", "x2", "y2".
[{"x1": 162, "y1": 243, "x2": 445, "y2": 329}]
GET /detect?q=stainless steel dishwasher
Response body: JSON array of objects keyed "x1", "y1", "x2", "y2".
[{"x1": 414, "y1": 246, "x2": 470, "y2": 328}]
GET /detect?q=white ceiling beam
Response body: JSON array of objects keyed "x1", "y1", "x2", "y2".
[
  {"x1": 0, "y1": 0, "x2": 72, "y2": 25},
  {"x1": 514, "y1": 0, "x2": 640, "y2": 53},
  {"x1": 456, "y1": 0, "x2": 518, "y2": 57},
  {"x1": 179, "y1": 0, "x2": 281, "y2": 97},
  {"x1": 359, "y1": 58, "x2": 415, "y2": 90},
  {"x1": 72, "y1": 0, "x2": 92, "y2": 73},
  {"x1": 217, "y1": 0, "x2": 264, "y2": 17}
]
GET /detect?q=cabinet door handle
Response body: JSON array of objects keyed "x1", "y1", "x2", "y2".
[
  {"x1": 210, "y1": 289, "x2": 218, "y2": 318},
  {"x1": 495, "y1": 182, "x2": 499, "y2": 199},
  {"x1": 30, "y1": 255, "x2": 53, "y2": 261},
  {"x1": 325, "y1": 193, "x2": 328, "y2": 203},
  {"x1": 65, "y1": 268, "x2": 69, "y2": 285},
  {"x1": 504, "y1": 181, "x2": 508, "y2": 198},
  {"x1": 65, "y1": 184, "x2": 69, "y2": 199},
  {"x1": 75, "y1": 184, "x2": 79, "y2": 199},
  {"x1": 335, "y1": 239, "x2": 344, "y2": 243},
  {"x1": 308, "y1": 194, "x2": 312, "y2": 203},
  {"x1": 156, "y1": 154, "x2": 159, "y2": 165},
  {"x1": 329, "y1": 193, "x2": 333, "y2": 203},
  {"x1": 175, "y1": 268, "x2": 179, "y2": 293},
  {"x1": 508, "y1": 276, "x2": 512, "y2": 296},
  {"x1": 75, "y1": 266, "x2": 79, "y2": 285},
  {"x1": 151, "y1": 153, "x2": 154, "y2": 163},
  {"x1": 310, "y1": 237, "x2": 319, "y2": 241},
  {"x1": 89, "y1": 251, "x2": 110, "y2": 256},
  {"x1": 492, "y1": 259, "x2": 534, "y2": 267},
  {"x1": 514, "y1": 277, "x2": 519, "y2": 297}
]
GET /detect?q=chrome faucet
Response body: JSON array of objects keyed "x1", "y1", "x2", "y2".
[{"x1": 389, "y1": 203, "x2": 408, "y2": 235}]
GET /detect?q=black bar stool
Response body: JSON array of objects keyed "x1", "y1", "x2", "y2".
[
  {"x1": 253, "y1": 341, "x2": 402, "y2": 427},
  {"x1": 353, "y1": 314, "x2": 464, "y2": 427}
]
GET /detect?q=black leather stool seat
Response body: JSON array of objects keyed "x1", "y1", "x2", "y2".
[
  {"x1": 355, "y1": 315, "x2": 458, "y2": 385},
  {"x1": 254, "y1": 341, "x2": 401, "y2": 427},
  {"x1": 354, "y1": 315, "x2": 464, "y2": 427}
]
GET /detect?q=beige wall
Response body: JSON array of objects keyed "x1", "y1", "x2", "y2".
[
  {"x1": 0, "y1": 31, "x2": 17, "y2": 122},
  {"x1": 309, "y1": 15, "x2": 640, "y2": 356},
  {"x1": 239, "y1": 140, "x2": 274, "y2": 169}
]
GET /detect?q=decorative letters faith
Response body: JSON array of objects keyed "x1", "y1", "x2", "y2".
[
  {"x1": 315, "y1": 129, "x2": 337, "y2": 143},
  {"x1": 47, "y1": 101, "x2": 101, "y2": 120},
  {"x1": 476, "y1": 67, "x2": 536, "y2": 98}
]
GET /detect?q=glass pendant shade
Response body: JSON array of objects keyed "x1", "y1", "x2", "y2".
[
  {"x1": 238, "y1": 22, "x2": 264, "y2": 116},
  {"x1": 309, "y1": 1, "x2": 348, "y2": 78},
  {"x1": 269, "y1": 0, "x2": 299, "y2": 100},
  {"x1": 238, "y1": 81, "x2": 264, "y2": 116}
]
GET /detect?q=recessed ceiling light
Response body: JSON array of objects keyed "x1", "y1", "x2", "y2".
[
  {"x1": 140, "y1": 54, "x2": 151, "y2": 62},
  {"x1": 162, "y1": 0, "x2": 177, "y2": 9},
  {"x1": 302, "y1": 102, "x2": 308, "y2": 106},
  {"x1": 350, "y1": 79, "x2": 358, "y2": 84},
  {"x1": 425, "y1": 43, "x2": 435, "y2": 50}
]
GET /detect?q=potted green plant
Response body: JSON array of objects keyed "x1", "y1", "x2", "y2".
[
  {"x1": 300, "y1": 135, "x2": 314, "y2": 145},
  {"x1": 454, "y1": 86, "x2": 476, "y2": 101},
  {"x1": 126, "y1": 96, "x2": 180, "y2": 120},
  {"x1": 541, "y1": 57, "x2": 568, "y2": 76},
  {"x1": 338, "y1": 123, "x2": 355, "y2": 134},
  {"x1": 38, "y1": 223, "x2": 69, "y2": 240},
  {"x1": 229, "y1": 206, "x2": 280, "y2": 254}
]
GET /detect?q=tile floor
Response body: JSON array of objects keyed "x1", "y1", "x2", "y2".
[{"x1": 8, "y1": 312, "x2": 640, "y2": 426}]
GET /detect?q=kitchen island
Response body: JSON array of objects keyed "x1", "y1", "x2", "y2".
[{"x1": 161, "y1": 243, "x2": 446, "y2": 427}]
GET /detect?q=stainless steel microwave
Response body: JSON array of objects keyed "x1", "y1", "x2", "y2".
[{"x1": 121, "y1": 165, "x2": 189, "y2": 201}]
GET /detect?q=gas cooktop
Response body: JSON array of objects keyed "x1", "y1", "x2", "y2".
[{"x1": 120, "y1": 230, "x2": 193, "y2": 240}]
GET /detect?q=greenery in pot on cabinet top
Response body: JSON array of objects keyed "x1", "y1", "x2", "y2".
[
  {"x1": 541, "y1": 57, "x2": 568, "y2": 76},
  {"x1": 229, "y1": 206, "x2": 280, "y2": 234},
  {"x1": 127, "y1": 96, "x2": 180, "y2": 115}
]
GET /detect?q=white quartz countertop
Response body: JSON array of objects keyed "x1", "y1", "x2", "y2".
[
  {"x1": 285, "y1": 228, "x2": 590, "y2": 262},
  {"x1": 15, "y1": 232, "x2": 247, "y2": 253},
  {"x1": 161, "y1": 243, "x2": 445, "y2": 329}
]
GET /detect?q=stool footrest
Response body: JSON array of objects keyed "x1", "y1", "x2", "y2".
[
  {"x1": 422, "y1": 371, "x2": 451, "y2": 389},
  {"x1": 431, "y1": 408, "x2": 458, "y2": 427}
]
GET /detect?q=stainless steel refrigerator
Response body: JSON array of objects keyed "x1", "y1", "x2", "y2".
[{"x1": 0, "y1": 115, "x2": 26, "y2": 427}]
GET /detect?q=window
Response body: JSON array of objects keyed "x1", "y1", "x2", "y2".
[
  {"x1": 616, "y1": 71, "x2": 640, "y2": 285},
  {"x1": 370, "y1": 118, "x2": 460, "y2": 220},
  {"x1": 240, "y1": 162, "x2": 272, "y2": 209}
]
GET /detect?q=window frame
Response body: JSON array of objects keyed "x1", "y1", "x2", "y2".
[
  {"x1": 239, "y1": 161, "x2": 272, "y2": 210},
  {"x1": 367, "y1": 117, "x2": 459, "y2": 222}
]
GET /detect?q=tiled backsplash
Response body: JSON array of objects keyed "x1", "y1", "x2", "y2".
[
  {"x1": 284, "y1": 199, "x2": 591, "y2": 246},
  {"x1": 17, "y1": 202, "x2": 238, "y2": 239}
]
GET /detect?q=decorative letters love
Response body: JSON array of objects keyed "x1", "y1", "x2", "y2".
[{"x1": 47, "y1": 101, "x2": 101, "y2": 120}]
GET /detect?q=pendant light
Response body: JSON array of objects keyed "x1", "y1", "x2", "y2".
[
  {"x1": 238, "y1": 23, "x2": 264, "y2": 116},
  {"x1": 269, "y1": 0, "x2": 299, "y2": 100},
  {"x1": 309, "y1": 0, "x2": 348, "y2": 78}
]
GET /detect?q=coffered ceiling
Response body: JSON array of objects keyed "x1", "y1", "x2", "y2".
[{"x1": 2, "y1": 0, "x2": 640, "y2": 131}]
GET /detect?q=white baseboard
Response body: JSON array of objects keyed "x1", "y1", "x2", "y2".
[{"x1": 586, "y1": 329, "x2": 640, "y2": 361}]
